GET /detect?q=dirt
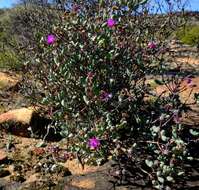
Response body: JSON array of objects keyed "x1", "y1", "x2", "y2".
[{"x1": 0, "y1": 42, "x2": 199, "y2": 189}]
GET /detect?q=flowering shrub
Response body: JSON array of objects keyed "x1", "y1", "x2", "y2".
[{"x1": 23, "y1": 0, "x2": 198, "y2": 189}]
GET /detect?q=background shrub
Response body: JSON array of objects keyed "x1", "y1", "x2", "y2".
[
  {"x1": 176, "y1": 25, "x2": 199, "y2": 46},
  {"x1": 8, "y1": 4, "x2": 60, "y2": 49},
  {"x1": 0, "y1": 4, "x2": 61, "y2": 70},
  {"x1": 0, "y1": 8, "x2": 22, "y2": 70}
]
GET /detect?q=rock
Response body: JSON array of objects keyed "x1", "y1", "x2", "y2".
[
  {"x1": 0, "y1": 149, "x2": 7, "y2": 163},
  {"x1": 0, "y1": 179, "x2": 22, "y2": 190},
  {"x1": 57, "y1": 161, "x2": 114, "y2": 190},
  {"x1": 155, "y1": 77, "x2": 199, "y2": 104},
  {"x1": 70, "y1": 178, "x2": 96, "y2": 189},
  {"x1": 0, "y1": 169, "x2": 11, "y2": 178},
  {"x1": 0, "y1": 107, "x2": 55, "y2": 139},
  {"x1": 181, "y1": 105, "x2": 199, "y2": 126},
  {"x1": 115, "y1": 186, "x2": 142, "y2": 190},
  {"x1": 57, "y1": 172, "x2": 113, "y2": 190},
  {"x1": 61, "y1": 159, "x2": 100, "y2": 175},
  {"x1": 0, "y1": 178, "x2": 7, "y2": 188},
  {"x1": 32, "y1": 148, "x2": 45, "y2": 156},
  {"x1": 0, "y1": 107, "x2": 36, "y2": 125},
  {"x1": 58, "y1": 185, "x2": 81, "y2": 190},
  {"x1": 0, "y1": 72, "x2": 20, "y2": 90}
]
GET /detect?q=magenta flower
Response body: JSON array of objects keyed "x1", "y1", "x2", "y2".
[
  {"x1": 47, "y1": 34, "x2": 56, "y2": 45},
  {"x1": 107, "y1": 18, "x2": 116, "y2": 28},
  {"x1": 88, "y1": 137, "x2": 100, "y2": 149},
  {"x1": 187, "y1": 78, "x2": 192, "y2": 84},
  {"x1": 148, "y1": 41, "x2": 157, "y2": 49},
  {"x1": 100, "y1": 91, "x2": 113, "y2": 102},
  {"x1": 185, "y1": 77, "x2": 193, "y2": 86}
]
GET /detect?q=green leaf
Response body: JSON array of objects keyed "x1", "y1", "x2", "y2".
[
  {"x1": 187, "y1": 157, "x2": 193, "y2": 160},
  {"x1": 189, "y1": 129, "x2": 199, "y2": 136},
  {"x1": 161, "y1": 130, "x2": 169, "y2": 142},
  {"x1": 83, "y1": 95, "x2": 89, "y2": 105},
  {"x1": 145, "y1": 159, "x2": 153, "y2": 167},
  {"x1": 36, "y1": 141, "x2": 46, "y2": 148},
  {"x1": 151, "y1": 126, "x2": 160, "y2": 133},
  {"x1": 161, "y1": 135, "x2": 168, "y2": 142},
  {"x1": 53, "y1": 57, "x2": 59, "y2": 66},
  {"x1": 61, "y1": 100, "x2": 65, "y2": 106},
  {"x1": 98, "y1": 39, "x2": 106, "y2": 48},
  {"x1": 158, "y1": 176, "x2": 164, "y2": 183},
  {"x1": 166, "y1": 176, "x2": 173, "y2": 182},
  {"x1": 177, "y1": 171, "x2": 184, "y2": 176}
]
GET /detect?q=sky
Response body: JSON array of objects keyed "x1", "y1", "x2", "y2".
[
  {"x1": 0, "y1": 0, "x2": 199, "y2": 11},
  {"x1": 0, "y1": 0, "x2": 17, "y2": 8},
  {"x1": 189, "y1": 0, "x2": 199, "y2": 10}
]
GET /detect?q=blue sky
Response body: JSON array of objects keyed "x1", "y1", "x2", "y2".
[
  {"x1": 0, "y1": 0, "x2": 199, "y2": 11},
  {"x1": 187, "y1": 0, "x2": 199, "y2": 11},
  {"x1": 0, "y1": 0, "x2": 16, "y2": 8}
]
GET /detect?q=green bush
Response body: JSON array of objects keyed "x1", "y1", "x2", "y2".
[
  {"x1": 0, "y1": 5, "x2": 60, "y2": 70},
  {"x1": 0, "y1": 8, "x2": 23, "y2": 70},
  {"x1": 0, "y1": 50, "x2": 22, "y2": 70},
  {"x1": 23, "y1": 1, "x2": 198, "y2": 189},
  {"x1": 8, "y1": 5, "x2": 60, "y2": 49},
  {"x1": 176, "y1": 25, "x2": 199, "y2": 46}
]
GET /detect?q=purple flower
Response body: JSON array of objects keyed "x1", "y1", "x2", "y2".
[
  {"x1": 88, "y1": 137, "x2": 100, "y2": 149},
  {"x1": 185, "y1": 77, "x2": 193, "y2": 86},
  {"x1": 100, "y1": 91, "x2": 113, "y2": 102},
  {"x1": 187, "y1": 78, "x2": 192, "y2": 84},
  {"x1": 148, "y1": 41, "x2": 157, "y2": 49},
  {"x1": 107, "y1": 18, "x2": 116, "y2": 28},
  {"x1": 47, "y1": 34, "x2": 56, "y2": 45}
]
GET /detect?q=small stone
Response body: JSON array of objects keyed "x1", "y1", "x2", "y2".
[
  {"x1": 0, "y1": 149, "x2": 7, "y2": 163},
  {"x1": 32, "y1": 147, "x2": 45, "y2": 156},
  {"x1": 0, "y1": 169, "x2": 10, "y2": 178},
  {"x1": 0, "y1": 72, "x2": 20, "y2": 90},
  {"x1": 34, "y1": 164, "x2": 42, "y2": 173},
  {"x1": 71, "y1": 178, "x2": 96, "y2": 189}
]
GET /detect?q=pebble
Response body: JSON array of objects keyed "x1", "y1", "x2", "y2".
[{"x1": 0, "y1": 149, "x2": 7, "y2": 163}]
